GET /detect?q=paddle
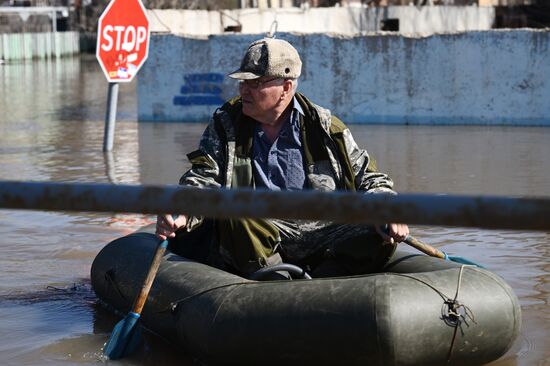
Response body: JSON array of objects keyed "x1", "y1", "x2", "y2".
[
  {"x1": 102, "y1": 239, "x2": 169, "y2": 359},
  {"x1": 404, "y1": 235, "x2": 484, "y2": 268}
]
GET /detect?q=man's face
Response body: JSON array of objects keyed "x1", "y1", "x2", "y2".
[{"x1": 239, "y1": 77, "x2": 285, "y2": 122}]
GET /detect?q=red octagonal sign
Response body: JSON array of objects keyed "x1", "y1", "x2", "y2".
[{"x1": 96, "y1": 0, "x2": 150, "y2": 83}]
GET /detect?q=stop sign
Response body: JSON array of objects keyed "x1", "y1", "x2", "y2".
[{"x1": 96, "y1": 0, "x2": 150, "y2": 83}]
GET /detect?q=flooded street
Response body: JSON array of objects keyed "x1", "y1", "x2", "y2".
[{"x1": 0, "y1": 55, "x2": 549, "y2": 365}]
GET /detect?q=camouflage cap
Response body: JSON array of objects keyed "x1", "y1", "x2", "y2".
[{"x1": 228, "y1": 38, "x2": 302, "y2": 80}]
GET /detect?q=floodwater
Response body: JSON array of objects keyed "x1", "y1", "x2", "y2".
[{"x1": 0, "y1": 55, "x2": 549, "y2": 366}]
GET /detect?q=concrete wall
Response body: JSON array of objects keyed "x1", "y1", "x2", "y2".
[
  {"x1": 137, "y1": 30, "x2": 550, "y2": 125},
  {"x1": 148, "y1": 6, "x2": 495, "y2": 36}
]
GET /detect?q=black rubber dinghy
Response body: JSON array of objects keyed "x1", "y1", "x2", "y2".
[{"x1": 91, "y1": 232, "x2": 521, "y2": 366}]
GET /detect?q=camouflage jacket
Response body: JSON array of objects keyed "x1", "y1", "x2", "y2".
[{"x1": 179, "y1": 93, "x2": 395, "y2": 230}]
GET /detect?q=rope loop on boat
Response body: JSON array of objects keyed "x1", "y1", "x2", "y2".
[
  {"x1": 392, "y1": 265, "x2": 477, "y2": 364},
  {"x1": 444, "y1": 265, "x2": 477, "y2": 364}
]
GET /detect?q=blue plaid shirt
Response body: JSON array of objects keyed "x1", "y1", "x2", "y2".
[{"x1": 252, "y1": 97, "x2": 305, "y2": 191}]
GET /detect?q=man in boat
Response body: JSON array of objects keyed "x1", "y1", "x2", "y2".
[{"x1": 156, "y1": 37, "x2": 409, "y2": 278}]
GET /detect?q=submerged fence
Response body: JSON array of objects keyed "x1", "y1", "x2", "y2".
[
  {"x1": 0, "y1": 181, "x2": 549, "y2": 231},
  {"x1": 0, "y1": 32, "x2": 79, "y2": 61}
]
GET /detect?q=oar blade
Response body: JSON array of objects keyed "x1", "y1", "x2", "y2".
[
  {"x1": 103, "y1": 312, "x2": 142, "y2": 360},
  {"x1": 447, "y1": 255, "x2": 485, "y2": 268}
]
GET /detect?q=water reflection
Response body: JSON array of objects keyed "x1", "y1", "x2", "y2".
[
  {"x1": 0, "y1": 284, "x2": 191, "y2": 366},
  {"x1": 348, "y1": 125, "x2": 550, "y2": 196},
  {"x1": 137, "y1": 122, "x2": 206, "y2": 185},
  {"x1": 0, "y1": 56, "x2": 138, "y2": 185},
  {"x1": 1, "y1": 56, "x2": 136, "y2": 124}
]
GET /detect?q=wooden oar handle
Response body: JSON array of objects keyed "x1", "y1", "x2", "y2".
[
  {"x1": 404, "y1": 235, "x2": 446, "y2": 259},
  {"x1": 131, "y1": 240, "x2": 169, "y2": 315}
]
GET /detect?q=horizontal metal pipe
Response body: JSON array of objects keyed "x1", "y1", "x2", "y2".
[{"x1": 0, "y1": 181, "x2": 549, "y2": 231}]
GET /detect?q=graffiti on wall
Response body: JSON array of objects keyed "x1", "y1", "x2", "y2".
[{"x1": 173, "y1": 73, "x2": 225, "y2": 106}]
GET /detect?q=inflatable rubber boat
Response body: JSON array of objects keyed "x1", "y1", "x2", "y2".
[{"x1": 91, "y1": 232, "x2": 521, "y2": 366}]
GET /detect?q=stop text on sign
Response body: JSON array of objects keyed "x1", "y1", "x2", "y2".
[{"x1": 100, "y1": 25, "x2": 148, "y2": 52}]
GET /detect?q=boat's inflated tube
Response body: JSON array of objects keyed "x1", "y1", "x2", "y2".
[{"x1": 91, "y1": 232, "x2": 521, "y2": 366}]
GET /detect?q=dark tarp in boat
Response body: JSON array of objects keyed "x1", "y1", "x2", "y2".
[{"x1": 91, "y1": 232, "x2": 521, "y2": 366}]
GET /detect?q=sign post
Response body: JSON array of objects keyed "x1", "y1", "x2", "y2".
[
  {"x1": 103, "y1": 82, "x2": 119, "y2": 152},
  {"x1": 96, "y1": 0, "x2": 150, "y2": 152}
]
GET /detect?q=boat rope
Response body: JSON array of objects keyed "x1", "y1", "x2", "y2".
[
  {"x1": 445, "y1": 265, "x2": 476, "y2": 364},
  {"x1": 390, "y1": 266, "x2": 476, "y2": 364},
  {"x1": 163, "y1": 269, "x2": 455, "y2": 314},
  {"x1": 104, "y1": 268, "x2": 128, "y2": 301},
  {"x1": 389, "y1": 273, "x2": 452, "y2": 302},
  {"x1": 163, "y1": 281, "x2": 252, "y2": 314}
]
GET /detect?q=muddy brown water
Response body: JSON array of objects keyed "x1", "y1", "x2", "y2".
[{"x1": 0, "y1": 56, "x2": 548, "y2": 365}]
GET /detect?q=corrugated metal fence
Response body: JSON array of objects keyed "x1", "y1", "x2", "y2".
[{"x1": 0, "y1": 31, "x2": 79, "y2": 61}]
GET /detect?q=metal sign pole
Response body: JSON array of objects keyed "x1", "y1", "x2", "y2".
[{"x1": 103, "y1": 82, "x2": 119, "y2": 152}]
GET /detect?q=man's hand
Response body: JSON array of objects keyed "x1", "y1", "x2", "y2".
[
  {"x1": 375, "y1": 223, "x2": 409, "y2": 244},
  {"x1": 155, "y1": 214, "x2": 188, "y2": 240}
]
